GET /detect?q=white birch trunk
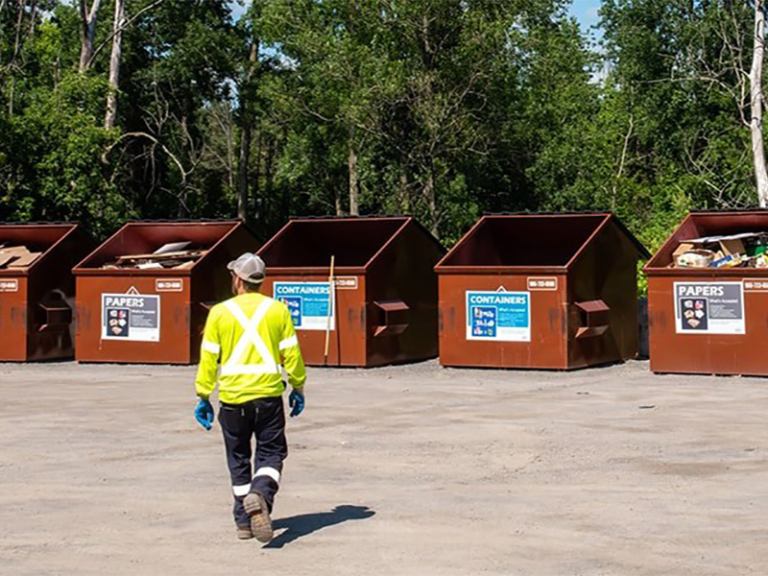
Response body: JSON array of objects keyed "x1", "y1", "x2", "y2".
[
  {"x1": 104, "y1": 0, "x2": 125, "y2": 129},
  {"x1": 348, "y1": 127, "x2": 359, "y2": 216},
  {"x1": 78, "y1": 0, "x2": 102, "y2": 73},
  {"x1": 751, "y1": 0, "x2": 768, "y2": 207}
]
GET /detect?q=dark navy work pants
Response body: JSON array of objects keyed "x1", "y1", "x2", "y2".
[{"x1": 218, "y1": 396, "x2": 288, "y2": 527}]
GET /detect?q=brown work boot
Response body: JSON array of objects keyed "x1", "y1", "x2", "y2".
[
  {"x1": 243, "y1": 492, "x2": 273, "y2": 543},
  {"x1": 236, "y1": 525, "x2": 254, "y2": 540}
]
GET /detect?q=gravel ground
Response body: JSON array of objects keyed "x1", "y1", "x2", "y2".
[{"x1": 0, "y1": 359, "x2": 766, "y2": 576}]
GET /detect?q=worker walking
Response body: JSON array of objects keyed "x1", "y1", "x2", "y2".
[{"x1": 193, "y1": 253, "x2": 307, "y2": 543}]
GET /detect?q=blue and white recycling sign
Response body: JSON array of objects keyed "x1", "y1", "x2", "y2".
[
  {"x1": 466, "y1": 290, "x2": 531, "y2": 342},
  {"x1": 274, "y1": 281, "x2": 336, "y2": 331}
]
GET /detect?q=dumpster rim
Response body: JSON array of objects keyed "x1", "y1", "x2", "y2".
[
  {"x1": 644, "y1": 210, "x2": 768, "y2": 274},
  {"x1": 73, "y1": 220, "x2": 246, "y2": 274},
  {"x1": 263, "y1": 266, "x2": 368, "y2": 275},
  {"x1": 258, "y1": 216, "x2": 444, "y2": 272},
  {"x1": 435, "y1": 212, "x2": 649, "y2": 271},
  {"x1": 435, "y1": 265, "x2": 569, "y2": 275}
]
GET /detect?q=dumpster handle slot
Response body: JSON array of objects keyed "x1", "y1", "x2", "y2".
[
  {"x1": 372, "y1": 300, "x2": 410, "y2": 337},
  {"x1": 574, "y1": 300, "x2": 610, "y2": 339},
  {"x1": 37, "y1": 302, "x2": 73, "y2": 332}
]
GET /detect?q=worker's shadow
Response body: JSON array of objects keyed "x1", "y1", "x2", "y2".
[{"x1": 265, "y1": 505, "x2": 375, "y2": 548}]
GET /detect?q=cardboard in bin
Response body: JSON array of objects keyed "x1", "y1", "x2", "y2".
[
  {"x1": 645, "y1": 210, "x2": 768, "y2": 376},
  {"x1": 0, "y1": 223, "x2": 94, "y2": 361},
  {"x1": 257, "y1": 216, "x2": 445, "y2": 367},
  {"x1": 435, "y1": 213, "x2": 650, "y2": 370},
  {"x1": 73, "y1": 220, "x2": 260, "y2": 364}
]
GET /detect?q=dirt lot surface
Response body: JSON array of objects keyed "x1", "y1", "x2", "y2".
[{"x1": 1, "y1": 360, "x2": 767, "y2": 576}]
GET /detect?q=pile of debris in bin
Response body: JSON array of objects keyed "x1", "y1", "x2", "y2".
[
  {"x1": 672, "y1": 232, "x2": 768, "y2": 268},
  {"x1": 0, "y1": 244, "x2": 42, "y2": 269},
  {"x1": 100, "y1": 241, "x2": 207, "y2": 270}
]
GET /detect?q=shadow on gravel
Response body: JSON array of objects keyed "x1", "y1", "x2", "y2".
[{"x1": 266, "y1": 505, "x2": 376, "y2": 548}]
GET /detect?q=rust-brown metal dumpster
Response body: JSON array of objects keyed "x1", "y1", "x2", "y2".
[
  {"x1": 646, "y1": 210, "x2": 768, "y2": 376},
  {"x1": 74, "y1": 220, "x2": 260, "y2": 364},
  {"x1": 257, "y1": 216, "x2": 445, "y2": 367},
  {"x1": 435, "y1": 213, "x2": 649, "y2": 370},
  {"x1": 0, "y1": 223, "x2": 94, "y2": 361}
]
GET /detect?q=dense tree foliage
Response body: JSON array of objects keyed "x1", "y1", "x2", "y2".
[{"x1": 0, "y1": 0, "x2": 764, "y2": 250}]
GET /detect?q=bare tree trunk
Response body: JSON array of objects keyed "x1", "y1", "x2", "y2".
[
  {"x1": 27, "y1": 0, "x2": 36, "y2": 38},
  {"x1": 237, "y1": 39, "x2": 259, "y2": 221},
  {"x1": 612, "y1": 115, "x2": 634, "y2": 211},
  {"x1": 398, "y1": 172, "x2": 410, "y2": 212},
  {"x1": 78, "y1": 0, "x2": 102, "y2": 73},
  {"x1": 752, "y1": 0, "x2": 768, "y2": 207},
  {"x1": 252, "y1": 130, "x2": 262, "y2": 216},
  {"x1": 237, "y1": 123, "x2": 252, "y2": 220},
  {"x1": 11, "y1": 0, "x2": 24, "y2": 63},
  {"x1": 348, "y1": 126, "x2": 359, "y2": 215},
  {"x1": 425, "y1": 168, "x2": 438, "y2": 237},
  {"x1": 104, "y1": 0, "x2": 125, "y2": 129},
  {"x1": 335, "y1": 189, "x2": 343, "y2": 216}
]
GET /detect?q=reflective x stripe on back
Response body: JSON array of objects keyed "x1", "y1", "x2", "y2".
[{"x1": 221, "y1": 299, "x2": 280, "y2": 376}]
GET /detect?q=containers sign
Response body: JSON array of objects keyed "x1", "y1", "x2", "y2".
[
  {"x1": 466, "y1": 290, "x2": 530, "y2": 342},
  {"x1": 274, "y1": 281, "x2": 335, "y2": 331}
]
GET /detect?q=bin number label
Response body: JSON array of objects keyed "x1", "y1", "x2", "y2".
[
  {"x1": 102, "y1": 293, "x2": 161, "y2": 342},
  {"x1": 0, "y1": 280, "x2": 18, "y2": 292},
  {"x1": 674, "y1": 282, "x2": 744, "y2": 335},
  {"x1": 744, "y1": 280, "x2": 768, "y2": 292},
  {"x1": 274, "y1": 282, "x2": 336, "y2": 331},
  {"x1": 335, "y1": 276, "x2": 358, "y2": 290},
  {"x1": 527, "y1": 277, "x2": 558, "y2": 291},
  {"x1": 466, "y1": 290, "x2": 531, "y2": 342},
  {"x1": 156, "y1": 279, "x2": 184, "y2": 292}
]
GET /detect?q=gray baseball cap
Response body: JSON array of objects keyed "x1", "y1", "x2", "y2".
[{"x1": 227, "y1": 253, "x2": 266, "y2": 284}]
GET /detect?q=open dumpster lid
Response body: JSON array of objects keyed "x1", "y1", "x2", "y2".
[
  {"x1": 258, "y1": 216, "x2": 442, "y2": 273},
  {"x1": 0, "y1": 223, "x2": 84, "y2": 277},
  {"x1": 74, "y1": 220, "x2": 246, "y2": 276},
  {"x1": 646, "y1": 210, "x2": 768, "y2": 276},
  {"x1": 435, "y1": 212, "x2": 649, "y2": 274}
]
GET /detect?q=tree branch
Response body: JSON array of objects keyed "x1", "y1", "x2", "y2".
[
  {"x1": 88, "y1": 0, "x2": 165, "y2": 68},
  {"x1": 102, "y1": 131, "x2": 192, "y2": 185}
]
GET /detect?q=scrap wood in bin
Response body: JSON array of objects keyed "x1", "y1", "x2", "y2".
[
  {"x1": 0, "y1": 244, "x2": 42, "y2": 269},
  {"x1": 101, "y1": 242, "x2": 207, "y2": 270}
]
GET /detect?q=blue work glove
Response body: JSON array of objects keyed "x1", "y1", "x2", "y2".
[
  {"x1": 289, "y1": 389, "x2": 305, "y2": 418},
  {"x1": 194, "y1": 398, "x2": 214, "y2": 430}
]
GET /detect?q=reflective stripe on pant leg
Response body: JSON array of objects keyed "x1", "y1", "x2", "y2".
[
  {"x1": 233, "y1": 483, "x2": 251, "y2": 497},
  {"x1": 253, "y1": 467, "x2": 281, "y2": 485}
]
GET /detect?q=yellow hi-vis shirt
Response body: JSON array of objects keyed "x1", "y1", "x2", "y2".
[{"x1": 195, "y1": 293, "x2": 307, "y2": 404}]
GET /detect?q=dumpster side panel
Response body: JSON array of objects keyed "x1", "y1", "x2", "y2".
[
  {"x1": 76, "y1": 276, "x2": 192, "y2": 364},
  {"x1": 25, "y1": 227, "x2": 94, "y2": 361},
  {"x1": 190, "y1": 225, "x2": 261, "y2": 363},
  {"x1": 438, "y1": 273, "x2": 568, "y2": 369},
  {"x1": 566, "y1": 221, "x2": 640, "y2": 368},
  {"x1": 261, "y1": 273, "x2": 367, "y2": 367},
  {"x1": 647, "y1": 274, "x2": 768, "y2": 375},
  {"x1": 0, "y1": 277, "x2": 28, "y2": 361},
  {"x1": 365, "y1": 222, "x2": 443, "y2": 366}
]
